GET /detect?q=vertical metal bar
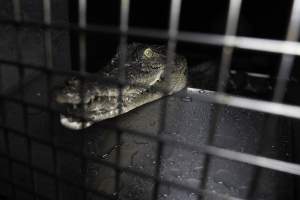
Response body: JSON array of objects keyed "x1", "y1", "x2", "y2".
[
  {"x1": 78, "y1": 0, "x2": 87, "y2": 130},
  {"x1": 217, "y1": 0, "x2": 242, "y2": 92},
  {"x1": 43, "y1": 0, "x2": 53, "y2": 69},
  {"x1": 119, "y1": 0, "x2": 130, "y2": 83},
  {"x1": 78, "y1": 0, "x2": 88, "y2": 199},
  {"x1": 42, "y1": 0, "x2": 60, "y2": 200},
  {"x1": 12, "y1": 0, "x2": 38, "y2": 199},
  {"x1": 12, "y1": 0, "x2": 21, "y2": 22},
  {"x1": 0, "y1": 67, "x2": 16, "y2": 199},
  {"x1": 78, "y1": 0, "x2": 87, "y2": 74},
  {"x1": 9, "y1": 2, "x2": 23, "y2": 199},
  {"x1": 115, "y1": 0, "x2": 130, "y2": 196},
  {"x1": 273, "y1": 0, "x2": 300, "y2": 102},
  {"x1": 247, "y1": 0, "x2": 300, "y2": 198},
  {"x1": 152, "y1": 0, "x2": 182, "y2": 199},
  {"x1": 199, "y1": 0, "x2": 242, "y2": 199}
]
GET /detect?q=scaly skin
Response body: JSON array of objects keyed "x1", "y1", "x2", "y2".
[{"x1": 54, "y1": 43, "x2": 187, "y2": 130}]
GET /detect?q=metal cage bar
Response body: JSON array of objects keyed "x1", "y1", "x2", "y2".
[
  {"x1": 247, "y1": 0, "x2": 300, "y2": 198},
  {"x1": 42, "y1": 0, "x2": 61, "y2": 200},
  {"x1": 199, "y1": 0, "x2": 242, "y2": 198},
  {"x1": 273, "y1": 0, "x2": 300, "y2": 102},
  {"x1": 0, "y1": 70, "x2": 16, "y2": 198},
  {"x1": 78, "y1": 1, "x2": 89, "y2": 200},
  {"x1": 152, "y1": 1, "x2": 183, "y2": 199},
  {"x1": 12, "y1": 0, "x2": 38, "y2": 199},
  {"x1": 115, "y1": 0, "x2": 131, "y2": 195}
]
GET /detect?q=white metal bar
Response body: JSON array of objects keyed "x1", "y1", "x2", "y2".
[
  {"x1": 79, "y1": 0, "x2": 87, "y2": 28},
  {"x1": 43, "y1": 0, "x2": 53, "y2": 69},
  {"x1": 177, "y1": 32, "x2": 300, "y2": 56},
  {"x1": 166, "y1": 0, "x2": 182, "y2": 77},
  {"x1": 217, "y1": 0, "x2": 242, "y2": 92},
  {"x1": 119, "y1": 0, "x2": 130, "y2": 83},
  {"x1": 188, "y1": 87, "x2": 300, "y2": 119},
  {"x1": 120, "y1": 0, "x2": 130, "y2": 33},
  {"x1": 153, "y1": 0, "x2": 183, "y2": 199},
  {"x1": 43, "y1": 0, "x2": 51, "y2": 25},
  {"x1": 129, "y1": 27, "x2": 300, "y2": 56},
  {"x1": 116, "y1": 0, "x2": 131, "y2": 194},
  {"x1": 12, "y1": 0, "x2": 21, "y2": 22},
  {"x1": 168, "y1": 0, "x2": 182, "y2": 38},
  {"x1": 205, "y1": 145, "x2": 300, "y2": 176},
  {"x1": 273, "y1": 0, "x2": 300, "y2": 101},
  {"x1": 78, "y1": 0, "x2": 87, "y2": 73},
  {"x1": 200, "y1": 1, "x2": 243, "y2": 197}
]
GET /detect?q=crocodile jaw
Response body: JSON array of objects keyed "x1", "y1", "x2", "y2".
[{"x1": 60, "y1": 114, "x2": 94, "y2": 130}]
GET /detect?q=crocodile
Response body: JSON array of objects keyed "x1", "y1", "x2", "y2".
[{"x1": 54, "y1": 43, "x2": 187, "y2": 130}]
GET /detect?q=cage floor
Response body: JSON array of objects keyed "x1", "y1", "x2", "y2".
[{"x1": 0, "y1": 74, "x2": 294, "y2": 200}]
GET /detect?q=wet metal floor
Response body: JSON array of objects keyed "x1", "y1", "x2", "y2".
[{"x1": 0, "y1": 75, "x2": 294, "y2": 200}]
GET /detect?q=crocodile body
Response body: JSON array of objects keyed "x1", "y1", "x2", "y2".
[{"x1": 55, "y1": 43, "x2": 187, "y2": 130}]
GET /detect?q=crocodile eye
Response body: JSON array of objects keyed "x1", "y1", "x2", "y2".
[{"x1": 143, "y1": 48, "x2": 154, "y2": 58}]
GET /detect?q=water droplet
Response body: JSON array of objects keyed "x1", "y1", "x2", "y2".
[
  {"x1": 112, "y1": 192, "x2": 118, "y2": 196},
  {"x1": 189, "y1": 192, "x2": 196, "y2": 198},
  {"x1": 193, "y1": 166, "x2": 203, "y2": 171},
  {"x1": 165, "y1": 131, "x2": 177, "y2": 135},
  {"x1": 181, "y1": 96, "x2": 192, "y2": 102},
  {"x1": 152, "y1": 161, "x2": 156, "y2": 164},
  {"x1": 162, "y1": 194, "x2": 168, "y2": 198},
  {"x1": 169, "y1": 160, "x2": 175, "y2": 165},
  {"x1": 146, "y1": 154, "x2": 151, "y2": 158}
]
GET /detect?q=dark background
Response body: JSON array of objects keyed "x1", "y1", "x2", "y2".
[
  {"x1": 68, "y1": 0, "x2": 293, "y2": 69},
  {"x1": 68, "y1": 0, "x2": 300, "y2": 102}
]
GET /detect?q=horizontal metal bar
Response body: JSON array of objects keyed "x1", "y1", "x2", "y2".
[
  {"x1": 206, "y1": 146, "x2": 300, "y2": 176},
  {"x1": 187, "y1": 88, "x2": 300, "y2": 120},
  {"x1": 1, "y1": 19, "x2": 300, "y2": 56},
  {"x1": 130, "y1": 28, "x2": 300, "y2": 56}
]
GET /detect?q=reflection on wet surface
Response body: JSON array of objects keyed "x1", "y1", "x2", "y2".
[{"x1": 1, "y1": 79, "x2": 293, "y2": 200}]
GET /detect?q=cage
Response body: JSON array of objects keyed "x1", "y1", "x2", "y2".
[{"x1": 0, "y1": 0, "x2": 300, "y2": 200}]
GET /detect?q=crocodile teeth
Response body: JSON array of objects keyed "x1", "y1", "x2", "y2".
[{"x1": 60, "y1": 114, "x2": 93, "y2": 130}]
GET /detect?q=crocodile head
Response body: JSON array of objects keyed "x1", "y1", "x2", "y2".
[{"x1": 55, "y1": 43, "x2": 187, "y2": 130}]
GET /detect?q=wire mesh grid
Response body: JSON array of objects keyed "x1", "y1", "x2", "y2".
[{"x1": 0, "y1": 0, "x2": 299, "y2": 200}]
